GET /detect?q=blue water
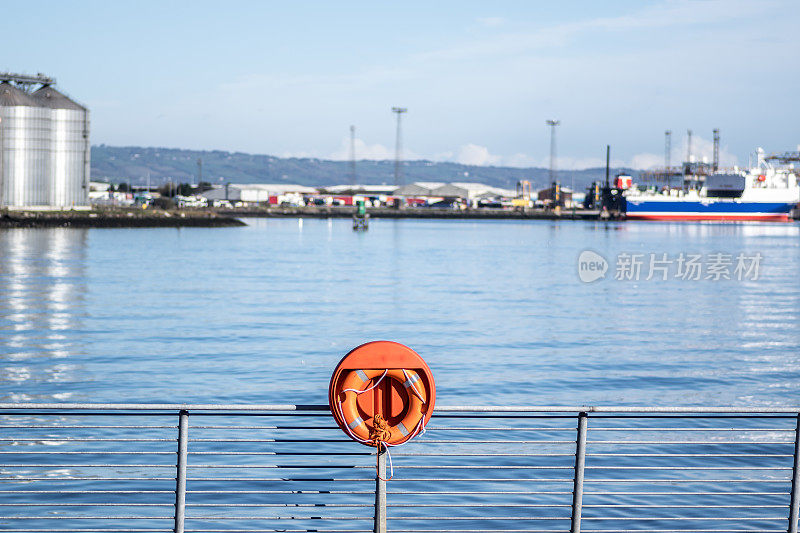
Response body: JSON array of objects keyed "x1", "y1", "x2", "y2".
[
  {"x1": 1, "y1": 218, "x2": 799, "y2": 532},
  {"x1": 1, "y1": 218, "x2": 799, "y2": 407}
]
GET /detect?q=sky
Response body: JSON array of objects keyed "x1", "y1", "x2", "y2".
[{"x1": 4, "y1": 0, "x2": 799, "y2": 170}]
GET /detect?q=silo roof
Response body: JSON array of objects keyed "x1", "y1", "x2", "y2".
[
  {"x1": 0, "y1": 82, "x2": 36, "y2": 107},
  {"x1": 31, "y1": 85, "x2": 86, "y2": 110}
]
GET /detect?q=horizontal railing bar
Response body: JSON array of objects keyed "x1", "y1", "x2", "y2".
[
  {"x1": 583, "y1": 478, "x2": 791, "y2": 483},
  {"x1": 381, "y1": 530, "x2": 784, "y2": 533},
  {"x1": 0, "y1": 451, "x2": 177, "y2": 455},
  {"x1": 580, "y1": 517, "x2": 787, "y2": 520},
  {"x1": 189, "y1": 465, "x2": 374, "y2": 469},
  {"x1": 186, "y1": 478, "x2": 375, "y2": 482},
  {"x1": 6, "y1": 477, "x2": 786, "y2": 483},
  {"x1": 179, "y1": 516, "x2": 371, "y2": 520},
  {"x1": 0, "y1": 477, "x2": 176, "y2": 481},
  {"x1": 338, "y1": 478, "x2": 574, "y2": 482},
  {"x1": 0, "y1": 503, "x2": 174, "y2": 506},
  {"x1": 0, "y1": 490, "x2": 174, "y2": 493},
  {"x1": 0, "y1": 425, "x2": 177, "y2": 429},
  {"x1": 0, "y1": 516, "x2": 173, "y2": 520},
  {"x1": 0, "y1": 516, "x2": 368, "y2": 521},
  {"x1": 187, "y1": 490, "x2": 374, "y2": 494},
  {"x1": 183, "y1": 530, "x2": 372, "y2": 532},
  {"x1": 584, "y1": 466, "x2": 790, "y2": 470},
  {"x1": 38, "y1": 502, "x2": 790, "y2": 508},
  {"x1": 584, "y1": 491, "x2": 786, "y2": 495},
  {"x1": 0, "y1": 404, "x2": 330, "y2": 411},
  {"x1": 586, "y1": 453, "x2": 792, "y2": 457},
  {"x1": 418, "y1": 427, "x2": 578, "y2": 431},
  {"x1": 187, "y1": 504, "x2": 373, "y2": 507},
  {"x1": 0, "y1": 530, "x2": 169, "y2": 532},
  {"x1": 389, "y1": 453, "x2": 574, "y2": 457},
  {"x1": 189, "y1": 426, "x2": 340, "y2": 430},
  {"x1": 186, "y1": 465, "x2": 572, "y2": 469},
  {"x1": 175, "y1": 530, "x2": 777, "y2": 533},
  {"x1": 397, "y1": 440, "x2": 577, "y2": 444},
  {"x1": 378, "y1": 530, "x2": 569, "y2": 533},
  {"x1": 0, "y1": 438, "x2": 176, "y2": 442},
  {"x1": 387, "y1": 516, "x2": 568, "y2": 520},
  {"x1": 387, "y1": 465, "x2": 575, "y2": 469},
  {"x1": 388, "y1": 491, "x2": 572, "y2": 494},
  {"x1": 187, "y1": 439, "x2": 351, "y2": 442},
  {"x1": 387, "y1": 516, "x2": 786, "y2": 521},
  {"x1": 0, "y1": 464, "x2": 174, "y2": 467},
  {"x1": 436, "y1": 406, "x2": 800, "y2": 413},
  {"x1": 0, "y1": 403, "x2": 798, "y2": 413},
  {"x1": 188, "y1": 452, "x2": 373, "y2": 456},
  {"x1": 589, "y1": 428, "x2": 794, "y2": 431},
  {"x1": 582, "y1": 504, "x2": 785, "y2": 508},
  {"x1": 380, "y1": 531, "x2": 784, "y2": 533},
  {"x1": 386, "y1": 504, "x2": 572, "y2": 507},
  {"x1": 586, "y1": 441, "x2": 794, "y2": 444}
]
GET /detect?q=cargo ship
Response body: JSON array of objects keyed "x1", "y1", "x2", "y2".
[{"x1": 624, "y1": 150, "x2": 799, "y2": 222}]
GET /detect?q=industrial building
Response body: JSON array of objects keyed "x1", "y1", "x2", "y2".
[
  {"x1": 0, "y1": 72, "x2": 90, "y2": 209},
  {"x1": 393, "y1": 182, "x2": 446, "y2": 197},
  {"x1": 431, "y1": 183, "x2": 516, "y2": 201},
  {"x1": 201, "y1": 183, "x2": 317, "y2": 205}
]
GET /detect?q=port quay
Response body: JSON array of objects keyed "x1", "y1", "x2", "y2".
[{"x1": 1, "y1": 71, "x2": 799, "y2": 225}]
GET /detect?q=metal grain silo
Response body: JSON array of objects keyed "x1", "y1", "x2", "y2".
[
  {"x1": 31, "y1": 85, "x2": 89, "y2": 208},
  {"x1": 0, "y1": 82, "x2": 50, "y2": 207}
]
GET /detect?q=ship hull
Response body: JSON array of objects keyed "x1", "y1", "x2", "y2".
[{"x1": 625, "y1": 200, "x2": 795, "y2": 222}]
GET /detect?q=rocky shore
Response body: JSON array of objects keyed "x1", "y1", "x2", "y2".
[{"x1": 0, "y1": 209, "x2": 246, "y2": 228}]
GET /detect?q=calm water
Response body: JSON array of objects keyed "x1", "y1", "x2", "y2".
[
  {"x1": 1, "y1": 218, "x2": 799, "y2": 530},
  {"x1": 1, "y1": 218, "x2": 799, "y2": 407}
]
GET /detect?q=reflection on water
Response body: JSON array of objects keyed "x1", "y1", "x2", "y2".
[{"x1": 0, "y1": 229, "x2": 87, "y2": 402}]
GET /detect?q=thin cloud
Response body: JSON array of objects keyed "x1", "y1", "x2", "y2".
[{"x1": 476, "y1": 16, "x2": 506, "y2": 27}]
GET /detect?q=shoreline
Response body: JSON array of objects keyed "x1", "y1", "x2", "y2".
[
  {"x1": 1, "y1": 206, "x2": 796, "y2": 228},
  {"x1": 0, "y1": 209, "x2": 246, "y2": 228}
]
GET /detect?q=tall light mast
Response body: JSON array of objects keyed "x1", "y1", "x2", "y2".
[
  {"x1": 392, "y1": 107, "x2": 407, "y2": 186},
  {"x1": 349, "y1": 125, "x2": 357, "y2": 185},
  {"x1": 546, "y1": 119, "x2": 560, "y2": 183},
  {"x1": 665, "y1": 130, "x2": 672, "y2": 170}
]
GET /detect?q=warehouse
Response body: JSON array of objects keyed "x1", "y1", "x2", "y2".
[{"x1": 201, "y1": 183, "x2": 317, "y2": 206}]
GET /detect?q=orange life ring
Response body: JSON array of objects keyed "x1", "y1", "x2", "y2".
[
  {"x1": 329, "y1": 341, "x2": 436, "y2": 447},
  {"x1": 339, "y1": 368, "x2": 426, "y2": 444}
]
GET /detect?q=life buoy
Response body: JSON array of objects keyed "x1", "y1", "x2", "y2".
[
  {"x1": 329, "y1": 341, "x2": 435, "y2": 447},
  {"x1": 338, "y1": 368, "x2": 426, "y2": 445}
]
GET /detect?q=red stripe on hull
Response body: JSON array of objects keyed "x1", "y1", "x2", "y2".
[{"x1": 627, "y1": 213, "x2": 791, "y2": 222}]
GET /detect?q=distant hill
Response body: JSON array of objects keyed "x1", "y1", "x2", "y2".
[{"x1": 90, "y1": 145, "x2": 637, "y2": 192}]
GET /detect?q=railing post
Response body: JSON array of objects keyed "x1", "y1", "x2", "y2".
[
  {"x1": 789, "y1": 413, "x2": 800, "y2": 533},
  {"x1": 571, "y1": 412, "x2": 588, "y2": 533},
  {"x1": 374, "y1": 444, "x2": 387, "y2": 533},
  {"x1": 174, "y1": 410, "x2": 189, "y2": 533}
]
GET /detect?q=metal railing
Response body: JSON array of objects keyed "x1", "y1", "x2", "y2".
[{"x1": 0, "y1": 404, "x2": 797, "y2": 533}]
